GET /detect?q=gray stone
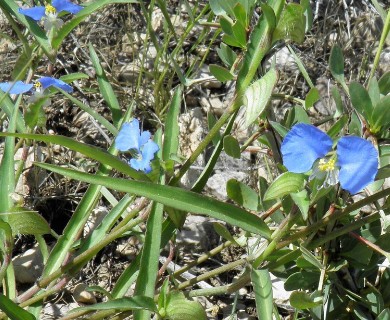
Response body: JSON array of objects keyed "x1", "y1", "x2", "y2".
[{"x1": 13, "y1": 246, "x2": 43, "y2": 284}]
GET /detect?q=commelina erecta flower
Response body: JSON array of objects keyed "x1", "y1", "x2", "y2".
[
  {"x1": 19, "y1": 0, "x2": 82, "y2": 30},
  {"x1": 115, "y1": 119, "x2": 160, "y2": 174},
  {"x1": 0, "y1": 77, "x2": 73, "y2": 95},
  {"x1": 281, "y1": 123, "x2": 379, "y2": 194}
]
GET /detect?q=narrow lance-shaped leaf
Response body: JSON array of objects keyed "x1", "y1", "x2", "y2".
[
  {"x1": 134, "y1": 201, "x2": 164, "y2": 320},
  {"x1": 251, "y1": 269, "x2": 273, "y2": 320},
  {"x1": 71, "y1": 296, "x2": 158, "y2": 314},
  {"x1": 329, "y1": 45, "x2": 347, "y2": 91},
  {"x1": 35, "y1": 163, "x2": 272, "y2": 238},
  {"x1": 89, "y1": 43, "x2": 122, "y2": 127},
  {"x1": 236, "y1": 1, "x2": 281, "y2": 93},
  {"x1": 0, "y1": 294, "x2": 36, "y2": 320},
  {"x1": 0, "y1": 133, "x2": 147, "y2": 181},
  {"x1": 163, "y1": 87, "x2": 182, "y2": 161}
]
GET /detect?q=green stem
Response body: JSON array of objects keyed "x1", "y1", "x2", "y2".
[
  {"x1": 278, "y1": 187, "x2": 390, "y2": 248},
  {"x1": 173, "y1": 240, "x2": 233, "y2": 277},
  {"x1": 369, "y1": 8, "x2": 390, "y2": 81},
  {"x1": 17, "y1": 215, "x2": 147, "y2": 307}
]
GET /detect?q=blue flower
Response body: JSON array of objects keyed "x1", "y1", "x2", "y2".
[
  {"x1": 19, "y1": 0, "x2": 82, "y2": 30},
  {"x1": 281, "y1": 123, "x2": 378, "y2": 194},
  {"x1": 0, "y1": 77, "x2": 73, "y2": 95},
  {"x1": 116, "y1": 119, "x2": 159, "y2": 173}
]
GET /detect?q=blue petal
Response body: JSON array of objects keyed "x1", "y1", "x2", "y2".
[
  {"x1": 52, "y1": 0, "x2": 83, "y2": 14},
  {"x1": 337, "y1": 136, "x2": 378, "y2": 194},
  {"x1": 139, "y1": 131, "x2": 151, "y2": 146},
  {"x1": 141, "y1": 140, "x2": 159, "y2": 162},
  {"x1": 281, "y1": 123, "x2": 333, "y2": 173},
  {"x1": 0, "y1": 81, "x2": 33, "y2": 94},
  {"x1": 129, "y1": 141, "x2": 159, "y2": 173},
  {"x1": 129, "y1": 158, "x2": 152, "y2": 173},
  {"x1": 38, "y1": 77, "x2": 73, "y2": 92},
  {"x1": 19, "y1": 6, "x2": 46, "y2": 20},
  {"x1": 115, "y1": 120, "x2": 141, "y2": 152}
]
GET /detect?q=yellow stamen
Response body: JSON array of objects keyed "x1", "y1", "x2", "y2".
[
  {"x1": 34, "y1": 81, "x2": 42, "y2": 89},
  {"x1": 45, "y1": 4, "x2": 56, "y2": 16},
  {"x1": 318, "y1": 158, "x2": 336, "y2": 172}
]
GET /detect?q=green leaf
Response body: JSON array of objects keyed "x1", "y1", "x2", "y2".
[
  {"x1": 378, "y1": 71, "x2": 390, "y2": 95},
  {"x1": 251, "y1": 269, "x2": 273, "y2": 320},
  {"x1": 348, "y1": 110, "x2": 363, "y2": 136},
  {"x1": 233, "y1": 3, "x2": 248, "y2": 27},
  {"x1": 305, "y1": 87, "x2": 320, "y2": 109},
  {"x1": 244, "y1": 68, "x2": 277, "y2": 127},
  {"x1": 331, "y1": 87, "x2": 344, "y2": 117},
  {"x1": 216, "y1": 43, "x2": 237, "y2": 68},
  {"x1": 376, "y1": 164, "x2": 390, "y2": 180},
  {"x1": 291, "y1": 190, "x2": 310, "y2": 220},
  {"x1": 0, "y1": 91, "x2": 26, "y2": 134},
  {"x1": 269, "y1": 121, "x2": 288, "y2": 138},
  {"x1": 134, "y1": 201, "x2": 164, "y2": 319},
  {"x1": 223, "y1": 135, "x2": 241, "y2": 158},
  {"x1": 25, "y1": 98, "x2": 47, "y2": 129},
  {"x1": 85, "y1": 285, "x2": 113, "y2": 300},
  {"x1": 368, "y1": 77, "x2": 381, "y2": 106},
  {"x1": 209, "y1": 65, "x2": 234, "y2": 82},
  {"x1": 231, "y1": 20, "x2": 247, "y2": 48},
  {"x1": 0, "y1": 94, "x2": 19, "y2": 214},
  {"x1": 220, "y1": 16, "x2": 234, "y2": 36},
  {"x1": 60, "y1": 72, "x2": 90, "y2": 82},
  {"x1": 377, "y1": 309, "x2": 390, "y2": 320},
  {"x1": 287, "y1": 44, "x2": 314, "y2": 88},
  {"x1": 329, "y1": 45, "x2": 346, "y2": 89},
  {"x1": 163, "y1": 87, "x2": 182, "y2": 161},
  {"x1": 273, "y1": 4, "x2": 306, "y2": 44},
  {"x1": 213, "y1": 222, "x2": 240, "y2": 245},
  {"x1": 226, "y1": 179, "x2": 261, "y2": 211},
  {"x1": 164, "y1": 291, "x2": 206, "y2": 320},
  {"x1": 71, "y1": 296, "x2": 158, "y2": 313},
  {"x1": 222, "y1": 34, "x2": 244, "y2": 48},
  {"x1": 209, "y1": 0, "x2": 235, "y2": 17},
  {"x1": 208, "y1": 113, "x2": 222, "y2": 146},
  {"x1": 35, "y1": 163, "x2": 272, "y2": 238},
  {"x1": 89, "y1": 43, "x2": 122, "y2": 127},
  {"x1": 300, "y1": 246, "x2": 323, "y2": 270},
  {"x1": 289, "y1": 291, "x2": 322, "y2": 309},
  {"x1": 284, "y1": 105, "x2": 310, "y2": 128},
  {"x1": 327, "y1": 115, "x2": 348, "y2": 139},
  {"x1": 264, "y1": 172, "x2": 305, "y2": 201},
  {"x1": 5, "y1": 207, "x2": 50, "y2": 235},
  {"x1": 0, "y1": 132, "x2": 146, "y2": 181},
  {"x1": 11, "y1": 51, "x2": 30, "y2": 80},
  {"x1": 371, "y1": 95, "x2": 390, "y2": 133},
  {"x1": 236, "y1": 1, "x2": 281, "y2": 93},
  {"x1": 301, "y1": 0, "x2": 313, "y2": 31},
  {"x1": 349, "y1": 81, "x2": 373, "y2": 123},
  {"x1": 0, "y1": 294, "x2": 36, "y2": 320}
]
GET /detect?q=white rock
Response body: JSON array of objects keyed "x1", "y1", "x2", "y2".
[
  {"x1": 13, "y1": 246, "x2": 43, "y2": 284},
  {"x1": 73, "y1": 283, "x2": 97, "y2": 304},
  {"x1": 84, "y1": 206, "x2": 108, "y2": 236},
  {"x1": 41, "y1": 302, "x2": 79, "y2": 319}
]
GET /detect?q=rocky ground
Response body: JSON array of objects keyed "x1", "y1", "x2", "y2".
[{"x1": 1, "y1": 0, "x2": 390, "y2": 319}]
